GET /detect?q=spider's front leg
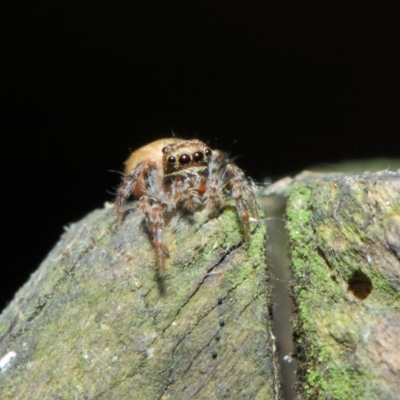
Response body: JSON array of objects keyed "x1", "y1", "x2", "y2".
[
  {"x1": 139, "y1": 196, "x2": 169, "y2": 276},
  {"x1": 114, "y1": 161, "x2": 156, "y2": 224},
  {"x1": 225, "y1": 163, "x2": 259, "y2": 242}
]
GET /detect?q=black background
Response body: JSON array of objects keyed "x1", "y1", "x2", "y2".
[{"x1": 2, "y1": 1, "x2": 399, "y2": 308}]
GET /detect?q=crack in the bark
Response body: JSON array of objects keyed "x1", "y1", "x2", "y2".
[
  {"x1": 107, "y1": 242, "x2": 245, "y2": 400},
  {"x1": 177, "y1": 276, "x2": 258, "y2": 381},
  {"x1": 101, "y1": 247, "x2": 243, "y2": 397},
  {"x1": 161, "y1": 240, "x2": 244, "y2": 335},
  {"x1": 157, "y1": 330, "x2": 222, "y2": 400},
  {"x1": 238, "y1": 290, "x2": 261, "y2": 317},
  {"x1": 154, "y1": 242, "x2": 246, "y2": 398},
  {"x1": 181, "y1": 331, "x2": 220, "y2": 378},
  {"x1": 158, "y1": 248, "x2": 259, "y2": 398}
]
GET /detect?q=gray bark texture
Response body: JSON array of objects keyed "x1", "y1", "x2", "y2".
[
  {"x1": 0, "y1": 201, "x2": 277, "y2": 399},
  {"x1": 2, "y1": 167, "x2": 399, "y2": 400},
  {"x1": 283, "y1": 170, "x2": 400, "y2": 399}
]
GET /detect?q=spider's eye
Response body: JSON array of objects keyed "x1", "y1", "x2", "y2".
[
  {"x1": 179, "y1": 154, "x2": 191, "y2": 165},
  {"x1": 204, "y1": 148, "x2": 212, "y2": 157},
  {"x1": 193, "y1": 152, "x2": 203, "y2": 162},
  {"x1": 167, "y1": 156, "x2": 176, "y2": 165}
]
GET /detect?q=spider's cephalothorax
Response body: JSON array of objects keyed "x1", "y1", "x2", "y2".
[{"x1": 114, "y1": 138, "x2": 258, "y2": 276}]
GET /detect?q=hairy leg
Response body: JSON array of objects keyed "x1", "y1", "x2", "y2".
[
  {"x1": 225, "y1": 163, "x2": 258, "y2": 242},
  {"x1": 140, "y1": 196, "x2": 169, "y2": 276},
  {"x1": 114, "y1": 161, "x2": 156, "y2": 224}
]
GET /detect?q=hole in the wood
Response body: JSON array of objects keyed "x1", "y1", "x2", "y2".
[{"x1": 348, "y1": 270, "x2": 373, "y2": 300}]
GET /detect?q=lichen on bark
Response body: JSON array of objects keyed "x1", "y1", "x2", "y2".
[
  {"x1": 0, "y1": 200, "x2": 277, "y2": 399},
  {"x1": 286, "y1": 171, "x2": 400, "y2": 399}
]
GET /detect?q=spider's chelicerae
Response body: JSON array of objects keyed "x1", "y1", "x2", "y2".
[{"x1": 114, "y1": 138, "x2": 258, "y2": 276}]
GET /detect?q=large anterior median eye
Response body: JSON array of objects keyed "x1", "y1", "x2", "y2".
[
  {"x1": 179, "y1": 154, "x2": 191, "y2": 165},
  {"x1": 193, "y1": 152, "x2": 203, "y2": 162}
]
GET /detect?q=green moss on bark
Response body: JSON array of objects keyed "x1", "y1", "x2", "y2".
[
  {"x1": 287, "y1": 173, "x2": 400, "y2": 399},
  {"x1": 0, "y1": 201, "x2": 277, "y2": 399}
]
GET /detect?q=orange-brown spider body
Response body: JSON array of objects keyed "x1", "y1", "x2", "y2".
[{"x1": 114, "y1": 138, "x2": 258, "y2": 276}]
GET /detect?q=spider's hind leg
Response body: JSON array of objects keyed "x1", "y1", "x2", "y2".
[
  {"x1": 243, "y1": 179, "x2": 259, "y2": 220},
  {"x1": 140, "y1": 196, "x2": 169, "y2": 276},
  {"x1": 224, "y1": 163, "x2": 258, "y2": 242}
]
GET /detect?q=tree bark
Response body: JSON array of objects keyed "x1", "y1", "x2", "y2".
[
  {"x1": 2, "y1": 169, "x2": 399, "y2": 400},
  {"x1": 285, "y1": 171, "x2": 400, "y2": 399},
  {"x1": 0, "y1": 202, "x2": 277, "y2": 399}
]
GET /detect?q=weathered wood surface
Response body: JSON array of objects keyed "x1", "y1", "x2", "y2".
[
  {"x1": 285, "y1": 171, "x2": 400, "y2": 399},
  {"x1": 0, "y1": 201, "x2": 277, "y2": 399},
  {"x1": 3, "y1": 167, "x2": 399, "y2": 400}
]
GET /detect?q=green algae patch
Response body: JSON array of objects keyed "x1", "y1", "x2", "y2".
[
  {"x1": 286, "y1": 173, "x2": 400, "y2": 399},
  {"x1": 0, "y1": 201, "x2": 277, "y2": 399}
]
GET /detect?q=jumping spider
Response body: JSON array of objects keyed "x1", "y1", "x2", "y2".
[{"x1": 114, "y1": 138, "x2": 258, "y2": 276}]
